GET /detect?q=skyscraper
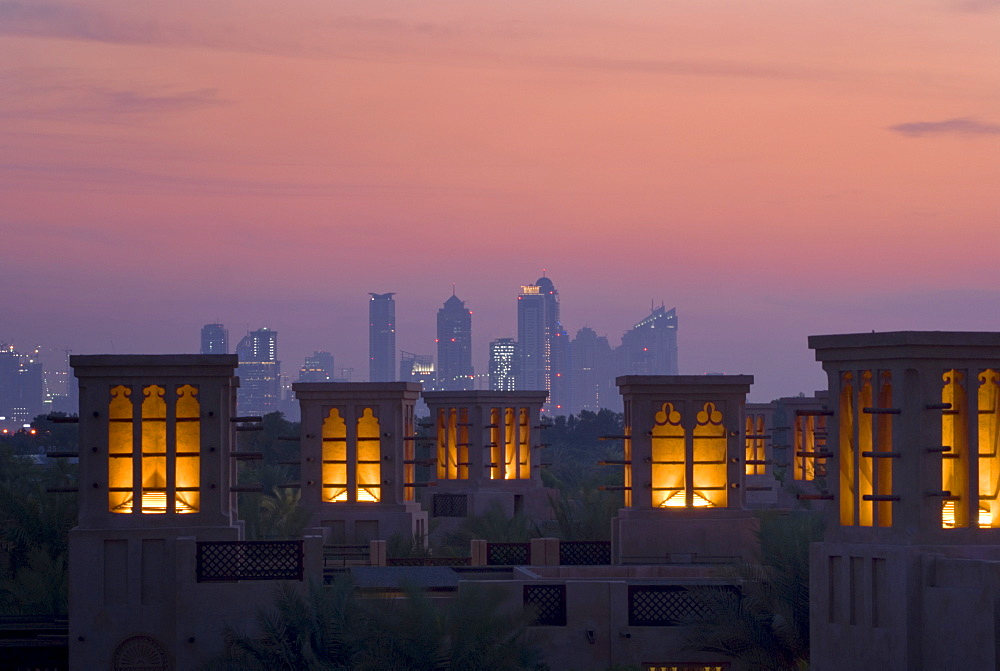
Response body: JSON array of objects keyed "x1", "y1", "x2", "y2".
[
  {"x1": 200, "y1": 323, "x2": 228, "y2": 355},
  {"x1": 489, "y1": 338, "x2": 518, "y2": 391},
  {"x1": 235, "y1": 327, "x2": 280, "y2": 415},
  {"x1": 368, "y1": 292, "x2": 396, "y2": 382},
  {"x1": 618, "y1": 305, "x2": 679, "y2": 375},
  {"x1": 516, "y1": 283, "x2": 547, "y2": 391},
  {"x1": 436, "y1": 292, "x2": 473, "y2": 391},
  {"x1": 516, "y1": 275, "x2": 565, "y2": 408},
  {"x1": 569, "y1": 327, "x2": 617, "y2": 414},
  {"x1": 0, "y1": 344, "x2": 44, "y2": 424}
]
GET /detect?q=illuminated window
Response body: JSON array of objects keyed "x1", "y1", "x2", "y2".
[
  {"x1": 794, "y1": 412, "x2": 828, "y2": 481},
  {"x1": 518, "y1": 408, "x2": 531, "y2": 479},
  {"x1": 942, "y1": 369, "x2": 1000, "y2": 529},
  {"x1": 745, "y1": 413, "x2": 767, "y2": 475},
  {"x1": 356, "y1": 408, "x2": 381, "y2": 502},
  {"x1": 403, "y1": 402, "x2": 415, "y2": 503},
  {"x1": 489, "y1": 407, "x2": 530, "y2": 480},
  {"x1": 839, "y1": 371, "x2": 894, "y2": 528},
  {"x1": 651, "y1": 402, "x2": 685, "y2": 507},
  {"x1": 436, "y1": 407, "x2": 469, "y2": 480},
  {"x1": 108, "y1": 384, "x2": 200, "y2": 514},
  {"x1": 650, "y1": 401, "x2": 728, "y2": 508},
  {"x1": 979, "y1": 370, "x2": 1000, "y2": 527},
  {"x1": 322, "y1": 408, "x2": 348, "y2": 502},
  {"x1": 692, "y1": 402, "x2": 728, "y2": 508},
  {"x1": 108, "y1": 385, "x2": 133, "y2": 512}
]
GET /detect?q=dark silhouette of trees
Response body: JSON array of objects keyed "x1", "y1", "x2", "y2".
[
  {"x1": 683, "y1": 511, "x2": 823, "y2": 670},
  {"x1": 204, "y1": 578, "x2": 543, "y2": 670}
]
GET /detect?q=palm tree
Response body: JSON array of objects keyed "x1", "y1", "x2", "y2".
[
  {"x1": 206, "y1": 577, "x2": 543, "y2": 670},
  {"x1": 683, "y1": 511, "x2": 822, "y2": 671},
  {"x1": 203, "y1": 578, "x2": 362, "y2": 671}
]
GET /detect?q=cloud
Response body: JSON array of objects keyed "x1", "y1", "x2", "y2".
[
  {"x1": 951, "y1": 0, "x2": 1000, "y2": 12},
  {"x1": 545, "y1": 55, "x2": 840, "y2": 82},
  {"x1": 0, "y1": 1, "x2": 465, "y2": 60},
  {"x1": 0, "y1": 79, "x2": 228, "y2": 123},
  {"x1": 0, "y1": 1, "x2": 165, "y2": 44},
  {"x1": 888, "y1": 117, "x2": 1000, "y2": 138}
]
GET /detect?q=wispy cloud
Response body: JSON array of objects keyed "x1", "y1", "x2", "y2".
[
  {"x1": 951, "y1": 0, "x2": 1000, "y2": 12},
  {"x1": 0, "y1": 78, "x2": 227, "y2": 123},
  {"x1": 550, "y1": 56, "x2": 837, "y2": 82},
  {"x1": 888, "y1": 117, "x2": 1000, "y2": 137},
  {"x1": 0, "y1": 1, "x2": 166, "y2": 44},
  {"x1": 0, "y1": 1, "x2": 466, "y2": 60}
]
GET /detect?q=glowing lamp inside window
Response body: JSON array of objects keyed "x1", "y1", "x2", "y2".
[
  {"x1": 489, "y1": 407, "x2": 531, "y2": 480},
  {"x1": 321, "y1": 407, "x2": 382, "y2": 503},
  {"x1": 437, "y1": 407, "x2": 469, "y2": 480},
  {"x1": 650, "y1": 402, "x2": 727, "y2": 509},
  {"x1": 108, "y1": 384, "x2": 200, "y2": 514},
  {"x1": 941, "y1": 368, "x2": 1000, "y2": 529}
]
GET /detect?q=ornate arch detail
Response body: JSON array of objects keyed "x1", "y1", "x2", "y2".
[{"x1": 111, "y1": 635, "x2": 171, "y2": 671}]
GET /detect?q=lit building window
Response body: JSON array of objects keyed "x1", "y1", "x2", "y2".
[
  {"x1": 321, "y1": 407, "x2": 382, "y2": 503},
  {"x1": 745, "y1": 413, "x2": 767, "y2": 475},
  {"x1": 489, "y1": 407, "x2": 531, "y2": 480},
  {"x1": 941, "y1": 368, "x2": 1000, "y2": 528},
  {"x1": 794, "y1": 412, "x2": 828, "y2": 481},
  {"x1": 322, "y1": 408, "x2": 348, "y2": 502},
  {"x1": 648, "y1": 401, "x2": 729, "y2": 509},
  {"x1": 437, "y1": 407, "x2": 469, "y2": 480},
  {"x1": 108, "y1": 384, "x2": 200, "y2": 514},
  {"x1": 357, "y1": 409, "x2": 381, "y2": 502},
  {"x1": 838, "y1": 370, "x2": 894, "y2": 528},
  {"x1": 651, "y1": 402, "x2": 685, "y2": 507}
]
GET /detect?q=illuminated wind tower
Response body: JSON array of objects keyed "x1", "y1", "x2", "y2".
[
  {"x1": 612, "y1": 375, "x2": 757, "y2": 564},
  {"x1": 294, "y1": 382, "x2": 427, "y2": 544},
  {"x1": 808, "y1": 331, "x2": 1000, "y2": 671},
  {"x1": 69, "y1": 355, "x2": 242, "y2": 669},
  {"x1": 422, "y1": 390, "x2": 551, "y2": 522}
]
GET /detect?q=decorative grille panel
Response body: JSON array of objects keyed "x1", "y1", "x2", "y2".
[
  {"x1": 432, "y1": 494, "x2": 468, "y2": 517},
  {"x1": 559, "y1": 541, "x2": 611, "y2": 565},
  {"x1": 524, "y1": 584, "x2": 567, "y2": 626},
  {"x1": 628, "y1": 585, "x2": 718, "y2": 626},
  {"x1": 196, "y1": 540, "x2": 303, "y2": 582},
  {"x1": 486, "y1": 542, "x2": 530, "y2": 565}
]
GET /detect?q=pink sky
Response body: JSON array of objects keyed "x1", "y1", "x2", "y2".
[{"x1": 2, "y1": 0, "x2": 999, "y2": 401}]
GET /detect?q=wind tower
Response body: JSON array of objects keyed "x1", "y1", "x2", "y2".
[
  {"x1": 809, "y1": 331, "x2": 1000, "y2": 670},
  {"x1": 612, "y1": 375, "x2": 757, "y2": 564}
]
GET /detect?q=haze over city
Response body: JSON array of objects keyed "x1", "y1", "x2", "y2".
[{"x1": 3, "y1": 0, "x2": 999, "y2": 402}]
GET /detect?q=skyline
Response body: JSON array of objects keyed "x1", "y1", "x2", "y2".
[{"x1": 3, "y1": 0, "x2": 1000, "y2": 403}]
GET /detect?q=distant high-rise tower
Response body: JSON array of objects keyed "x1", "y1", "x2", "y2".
[
  {"x1": 516, "y1": 283, "x2": 547, "y2": 391},
  {"x1": 298, "y1": 351, "x2": 335, "y2": 382},
  {"x1": 569, "y1": 327, "x2": 617, "y2": 414},
  {"x1": 369, "y1": 293, "x2": 396, "y2": 382},
  {"x1": 0, "y1": 344, "x2": 44, "y2": 424},
  {"x1": 516, "y1": 276, "x2": 565, "y2": 408},
  {"x1": 489, "y1": 338, "x2": 518, "y2": 391},
  {"x1": 436, "y1": 292, "x2": 473, "y2": 391},
  {"x1": 235, "y1": 327, "x2": 280, "y2": 415},
  {"x1": 618, "y1": 306, "x2": 679, "y2": 375},
  {"x1": 200, "y1": 323, "x2": 228, "y2": 355}
]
